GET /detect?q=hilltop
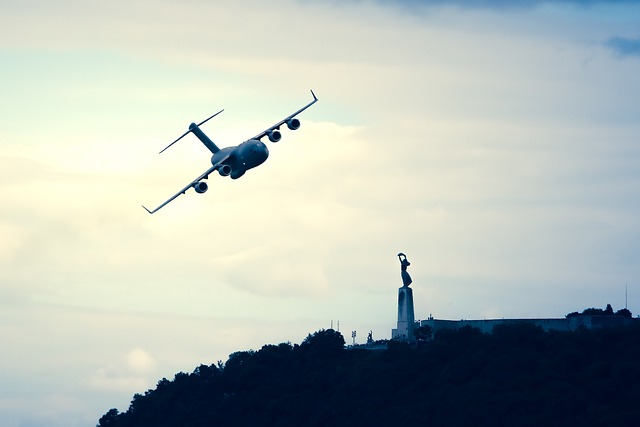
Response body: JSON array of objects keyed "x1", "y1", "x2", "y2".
[{"x1": 98, "y1": 322, "x2": 640, "y2": 427}]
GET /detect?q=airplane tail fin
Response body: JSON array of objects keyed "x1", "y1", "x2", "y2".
[{"x1": 159, "y1": 109, "x2": 224, "y2": 154}]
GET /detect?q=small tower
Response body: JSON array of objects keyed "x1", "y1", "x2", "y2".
[{"x1": 391, "y1": 253, "x2": 416, "y2": 341}]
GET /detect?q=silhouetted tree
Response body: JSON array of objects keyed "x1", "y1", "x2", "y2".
[
  {"x1": 300, "y1": 328, "x2": 345, "y2": 357},
  {"x1": 605, "y1": 303, "x2": 614, "y2": 315},
  {"x1": 414, "y1": 324, "x2": 433, "y2": 341},
  {"x1": 96, "y1": 408, "x2": 119, "y2": 427},
  {"x1": 566, "y1": 304, "x2": 632, "y2": 318},
  {"x1": 616, "y1": 308, "x2": 633, "y2": 318}
]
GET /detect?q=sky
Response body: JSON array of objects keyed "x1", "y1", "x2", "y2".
[{"x1": 1, "y1": 0, "x2": 640, "y2": 425}]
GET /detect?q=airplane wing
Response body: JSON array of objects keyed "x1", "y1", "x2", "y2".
[
  {"x1": 249, "y1": 90, "x2": 318, "y2": 141},
  {"x1": 142, "y1": 154, "x2": 230, "y2": 214}
]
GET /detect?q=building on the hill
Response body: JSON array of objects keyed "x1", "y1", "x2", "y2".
[{"x1": 419, "y1": 314, "x2": 639, "y2": 337}]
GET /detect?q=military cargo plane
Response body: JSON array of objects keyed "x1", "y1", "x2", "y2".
[{"x1": 142, "y1": 90, "x2": 318, "y2": 214}]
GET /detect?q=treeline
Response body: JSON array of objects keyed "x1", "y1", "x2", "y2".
[
  {"x1": 566, "y1": 303, "x2": 632, "y2": 318},
  {"x1": 98, "y1": 324, "x2": 640, "y2": 427}
]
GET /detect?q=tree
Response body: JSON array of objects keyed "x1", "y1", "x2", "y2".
[
  {"x1": 414, "y1": 324, "x2": 433, "y2": 341},
  {"x1": 616, "y1": 308, "x2": 633, "y2": 318},
  {"x1": 96, "y1": 408, "x2": 119, "y2": 427},
  {"x1": 567, "y1": 304, "x2": 626, "y2": 317},
  {"x1": 301, "y1": 329, "x2": 345, "y2": 356}
]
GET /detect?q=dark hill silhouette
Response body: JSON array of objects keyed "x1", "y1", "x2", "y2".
[{"x1": 98, "y1": 325, "x2": 640, "y2": 427}]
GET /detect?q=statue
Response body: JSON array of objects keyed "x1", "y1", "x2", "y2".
[{"x1": 397, "y1": 252, "x2": 412, "y2": 287}]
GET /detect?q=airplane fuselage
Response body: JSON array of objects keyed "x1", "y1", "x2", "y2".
[
  {"x1": 213, "y1": 139, "x2": 269, "y2": 179},
  {"x1": 190, "y1": 121, "x2": 269, "y2": 180}
]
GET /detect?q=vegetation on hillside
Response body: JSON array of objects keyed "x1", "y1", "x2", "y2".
[
  {"x1": 566, "y1": 303, "x2": 632, "y2": 318},
  {"x1": 98, "y1": 322, "x2": 640, "y2": 427}
]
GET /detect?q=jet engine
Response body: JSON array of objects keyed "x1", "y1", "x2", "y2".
[
  {"x1": 286, "y1": 118, "x2": 301, "y2": 130},
  {"x1": 267, "y1": 130, "x2": 282, "y2": 142},
  {"x1": 218, "y1": 164, "x2": 232, "y2": 176},
  {"x1": 193, "y1": 181, "x2": 208, "y2": 194}
]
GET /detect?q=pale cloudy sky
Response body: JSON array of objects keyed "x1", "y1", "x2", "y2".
[{"x1": 1, "y1": 0, "x2": 640, "y2": 425}]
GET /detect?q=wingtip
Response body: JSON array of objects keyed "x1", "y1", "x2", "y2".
[
  {"x1": 159, "y1": 144, "x2": 172, "y2": 155},
  {"x1": 142, "y1": 205, "x2": 154, "y2": 214},
  {"x1": 310, "y1": 89, "x2": 317, "y2": 101}
]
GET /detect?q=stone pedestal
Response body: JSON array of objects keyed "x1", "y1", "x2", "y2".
[{"x1": 392, "y1": 286, "x2": 415, "y2": 341}]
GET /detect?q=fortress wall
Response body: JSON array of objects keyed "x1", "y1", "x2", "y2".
[
  {"x1": 569, "y1": 315, "x2": 638, "y2": 330},
  {"x1": 419, "y1": 316, "x2": 639, "y2": 338},
  {"x1": 428, "y1": 318, "x2": 566, "y2": 335}
]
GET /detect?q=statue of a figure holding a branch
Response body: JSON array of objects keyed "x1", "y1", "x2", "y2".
[{"x1": 397, "y1": 252, "x2": 412, "y2": 287}]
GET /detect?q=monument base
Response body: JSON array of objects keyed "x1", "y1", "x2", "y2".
[{"x1": 392, "y1": 286, "x2": 415, "y2": 341}]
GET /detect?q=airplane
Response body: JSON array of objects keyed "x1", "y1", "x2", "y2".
[{"x1": 142, "y1": 90, "x2": 318, "y2": 214}]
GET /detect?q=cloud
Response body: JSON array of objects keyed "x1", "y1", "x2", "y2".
[
  {"x1": 125, "y1": 348, "x2": 157, "y2": 374},
  {"x1": 374, "y1": 0, "x2": 640, "y2": 9},
  {"x1": 89, "y1": 348, "x2": 156, "y2": 393},
  {"x1": 605, "y1": 36, "x2": 640, "y2": 58}
]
